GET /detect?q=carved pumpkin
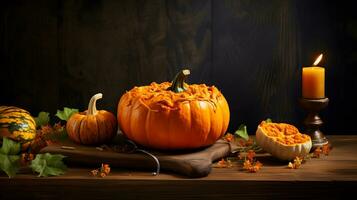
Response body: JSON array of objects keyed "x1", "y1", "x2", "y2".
[
  {"x1": 66, "y1": 93, "x2": 117, "y2": 145},
  {"x1": 256, "y1": 121, "x2": 312, "y2": 160},
  {"x1": 117, "y1": 69, "x2": 230, "y2": 150},
  {"x1": 0, "y1": 106, "x2": 37, "y2": 142}
]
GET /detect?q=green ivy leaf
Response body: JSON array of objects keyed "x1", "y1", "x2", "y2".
[
  {"x1": 0, "y1": 138, "x2": 21, "y2": 155},
  {"x1": 266, "y1": 118, "x2": 273, "y2": 123},
  {"x1": 34, "y1": 112, "x2": 50, "y2": 128},
  {"x1": 0, "y1": 154, "x2": 20, "y2": 178},
  {"x1": 0, "y1": 138, "x2": 21, "y2": 178},
  {"x1": 234, "y1": 124, "x2": 249, "y2": 141},
  {"x1": 30, "y1": 153, "x2": 67, "y2": 177},
  {"x1": 55, "y1": 107, "x2": 78, "y2": 121}
]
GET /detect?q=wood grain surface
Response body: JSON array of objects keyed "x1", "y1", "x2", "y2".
[
  {"x1": 0, "y1": 135, "x2": 356, "y2": 200},
  {"x1": 39, "y1": 139, "x2": 234, "y2": 178},
  {"x1": 1, "y1": 0, "x2": 356, "y2": 134}
]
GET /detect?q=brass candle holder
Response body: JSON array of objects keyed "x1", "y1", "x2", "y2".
[{"x1": 299, "y1": 98, "x2": 329, "y2": 149}]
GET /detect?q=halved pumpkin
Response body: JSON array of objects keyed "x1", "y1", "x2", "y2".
[{"x1": 256, "y1": 121, "x2": 312, "y2": 161}]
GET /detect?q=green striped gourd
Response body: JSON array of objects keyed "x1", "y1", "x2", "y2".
[{"x1": 0, "y1": 106, "x2": 36, "y2": 142}]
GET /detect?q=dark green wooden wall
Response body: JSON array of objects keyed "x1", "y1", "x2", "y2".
[{"x1": 1, "y1": 0, "x2": 356, "y2": 133}]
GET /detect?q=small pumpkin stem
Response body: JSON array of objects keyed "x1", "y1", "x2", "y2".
[
  {"x1": 168, "y1": 69, "x2": 190, "y2": 93},
  {"x1": 87, "y1": 93, "x2": 103, "y2": 115}
]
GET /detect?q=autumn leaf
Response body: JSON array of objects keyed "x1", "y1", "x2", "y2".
[
  {"x1": 0, "y1": 138, "x2": 21, "y2": 177},
  {"x1": 30, "y1": 153, "x2": 67, "y2": 177},
  {"x1": 235, "y1": 124, "x2": 249, "y2": 141},
  {"x1": 34, "y1": 112, "x2": 50, "y2": 128},
  {"x1": 0, "y1": 138, "x2": 21, "y2": 155},
  {"x1": 0, "y1": 154, "x2": 20, "y2": 178},
  {"x1": 265, "y1": 118, "x2": 273, "y2": 123},
  {"x1": 55, "y1": 107, "x2": 78, "y2": 121}
]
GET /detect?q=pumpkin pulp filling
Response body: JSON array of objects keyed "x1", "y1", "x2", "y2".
[
  {"x1": 259, "y1": 121, "x2": 310, "y2": 146},
  {"x1": 126, "y1": 82, "x2": 223, "y2": 111}
]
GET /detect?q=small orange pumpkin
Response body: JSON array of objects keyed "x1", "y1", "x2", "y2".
[
  {"x1": 117, "y1": 69, "x2": 230, "y2": 150},
  {"x1": 66, "y1": 93, "x2": 117, "y2": 145}
]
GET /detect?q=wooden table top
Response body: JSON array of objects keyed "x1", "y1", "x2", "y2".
[{"x1": 1, "y1": 135, "x2": 356, "y2": 200}]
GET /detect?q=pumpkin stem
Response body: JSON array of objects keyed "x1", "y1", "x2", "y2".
[
  {"x1": 87, "y1": 93, "x2": 103, "y2": 115},
  {"x1": 168, "y1": 69, "x2": 190, "y2": 93}
]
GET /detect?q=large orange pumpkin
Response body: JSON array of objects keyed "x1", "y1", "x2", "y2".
[
  {"x1": 117, "y1": 69, "x2": 230, "y2": 150},
  {"x1": 66, "y1": 93, "x2": 117, "y2": 145}
]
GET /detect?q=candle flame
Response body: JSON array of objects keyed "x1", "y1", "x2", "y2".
[{"x1": 313, "y1": 54, "x2": 323, "y2": 66}]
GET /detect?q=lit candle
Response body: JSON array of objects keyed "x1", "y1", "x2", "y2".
[{"x1": 302, "y1": 54, "x2": 325, "y2": 99}]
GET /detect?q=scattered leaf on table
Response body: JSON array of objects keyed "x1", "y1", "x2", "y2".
[
  {"x1": 234, "y1": 124, "x2": 249, "y2": 141},
  {"x1": 0, "y1": 138, "x2": 21, "y2": 177},
  {"x1": 30, "y1": 153, "x2": 67, "y2": 177},
  {"x1": 55, "y1": 107, "x2": 78, "y2": 121},
  {"x1": 0, "y1": 154, "x2": 20, "y2": 177},
  {"x1": 34, "y1": 112, "x2": 50, "y2": 128}
]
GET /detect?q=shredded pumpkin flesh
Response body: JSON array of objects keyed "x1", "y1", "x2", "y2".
[
  {"x1": 259, "y1": 121, "x2": 310, "y2": 145},
  {"x1": 126, "y1": 82, "x2": 223, "y2": 110}
]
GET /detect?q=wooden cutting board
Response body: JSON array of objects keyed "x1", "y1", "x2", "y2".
[{"x1": 40, "y1": 138, "x2": 234, "y2": 178}]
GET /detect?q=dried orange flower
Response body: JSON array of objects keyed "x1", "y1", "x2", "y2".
[
  {"x1": 247, "y1": 150, "x2": 256, "y2": 162},
  {"x1": 90, "y1": 163, "x2": 111, "y2": 177},
  {"x1": 255, "y1": 161, "x2": 263, "y2": 168},
  {"x1": 237, "y1": 138, "x2": 254, "y2": 147},
  {"x1": 239, "y1": 150, "x2": 262, "y2": 173},
  {"x1": 90, "y1": 169, "x2": 99, "y2": 176},
  {"x1": 243, "y1": 160, "x2": 252, "y2": 170},
  {"x1": 101, "y1": 163, "x2": 111, "y2": 175},
  {"x1": 243, "y1": 160, "x2": 262, "y2": 173},
  {"x1": 313, "y1": 147, "x2": 322, "y2": 158},
  {"x1": 237, "y1": 139, "x2": 248, "y2": 147},
  {"x1": 322, "y1": 144, "x2": 331, "y2": 155},
  {"x1": 224, "y1": 133, "x2": 234, "y2": 142},
  {"x1": 294, "y1": 157, "x2": 302, "y2": 166},
  {"x1": 53, "y1": 122, "x2": 63, "y2": 130},
  {"x1": 245, "y1": 138, "x2": 254, "y2": 146},
  {"x1": 288, "y1": 157, "x2": 303, "y2": 169},
  {"x1": 216, "y1": 158, "x2": 233, "y2": 168},
  {"x1": 20, "y1": 153, "x2": 34, "y2": 166},
  {"x1": 248, "y1": 161, "x2": 263, "y2": 173},
  {"x1": 288, "y1": 162, "x2": 295, "y2": 169}
]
